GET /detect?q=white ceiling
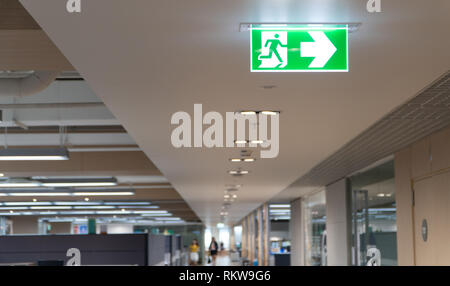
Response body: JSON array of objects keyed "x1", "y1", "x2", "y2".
[{"x1": 20, "y1": 0, "x2": 450, "y2": 226}]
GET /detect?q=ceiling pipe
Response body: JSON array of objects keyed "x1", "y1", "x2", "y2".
[
  {"x1": 0, "y1": 71, "x2": 61, "y2": 97},
  {"x1": 0, "y1": 102, "x2": 104, "y2": 109}
]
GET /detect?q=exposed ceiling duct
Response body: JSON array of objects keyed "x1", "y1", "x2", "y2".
[{"x1": 0, "y1": 71, "x2": 60, "y2": 96}]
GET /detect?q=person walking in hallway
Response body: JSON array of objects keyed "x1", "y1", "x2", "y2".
[
  {"x1": 209, "y1": 237, "x2": 219, "y2": 265},
  {"x1": 189, "y1": 239, "x2": 200, "y2": 266}
]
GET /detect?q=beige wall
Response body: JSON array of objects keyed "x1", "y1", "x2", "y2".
[
  {"x1": 395, "y1": 126, "x2": 450, "y2": 265},
  {"x1": 48, "y1": 222, "x2": 72, "y2": 234},
  {"x1": 11, "y1": 216, "x2": 38, "y2": 234}
]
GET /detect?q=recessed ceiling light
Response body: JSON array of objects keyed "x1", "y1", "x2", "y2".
[
  {"x1": 0, "y1": 173, "x2": 4, "y2": 177},
  {"x1": 230, "y1": 158, "x2": 255, "y2": 162},
  {"x1": 84, "y1": 198, "x2": 90, "y2": 201},
  {"x1": 228, "y1": 170, "x2": 249, "y2": 175},
  {"x1": 261, "y1": 111, "x2": 279, "y2": 116},
  {"x1": 32, "y1": 198, "x2": 37, "y2": 202},
  {"x1": 239, "y1": 111, "x2": 257, "y2": 115},
  {"x1": 377, "y1": 193, "x2": 385, "y2": 197}
]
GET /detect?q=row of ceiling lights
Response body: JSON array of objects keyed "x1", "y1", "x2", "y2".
[{"x1": 220, "y1": 110, "x2": 279, "y2": 221}]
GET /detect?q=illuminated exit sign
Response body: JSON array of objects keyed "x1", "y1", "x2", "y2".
[{"x1": 250, "y1": 24, "x2": 348, "y2": 72}]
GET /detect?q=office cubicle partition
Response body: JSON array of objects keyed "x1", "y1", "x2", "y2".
[
  {"x1": 164, "y1": 235, "x2": 173, "y2": 266},
  {"x1": 0, "y1": 233, "x2": 167, "y2": 266},
  {"x1": 147, "y1": 234, "x2": 166, "y2": 266}
]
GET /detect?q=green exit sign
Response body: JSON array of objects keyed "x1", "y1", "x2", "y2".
[{"x1": 251, "y1": 24, "x2": 348, "y2": 72}]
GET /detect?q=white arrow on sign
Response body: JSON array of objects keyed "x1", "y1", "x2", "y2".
[{"x1": 300, "y1": 31, "x2": 337, "y2": 68}]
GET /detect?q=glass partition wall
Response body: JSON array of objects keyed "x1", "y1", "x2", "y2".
[
  {"x1": 303, "y1": 191, "x2": 327, "y2": 266},
  {"x1": 350, "y1": 160, "x2": 397, "y2": 266}
]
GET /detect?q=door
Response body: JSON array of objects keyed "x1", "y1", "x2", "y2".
[{"x1": 414, "y1": 172, "x2": 450, "y2": 265}]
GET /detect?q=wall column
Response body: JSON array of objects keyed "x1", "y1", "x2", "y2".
[
  {"x1": 256, "y1": 207, "x2": 263, "y2": 265},
  {"x1": 263, "y1": 203, "x2": 270, "y2": 266},
  {"x1": 290, "y1": 198, "x2": 304, "y2": 266},
  {"x1": 241, "y1": 218, "x2": 248, "y2": 259},
  {"x1": 248, "y1": 213, "x2": 255, "y2": 263},
  {"x1": 326, "y1": 178, "x2": 352, "y2": 266}
]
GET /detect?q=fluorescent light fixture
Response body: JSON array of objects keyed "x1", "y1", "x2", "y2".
[
  {"x1": 42, "y1": 182, "x2": 117, "y2": 187},
  {"x1": 234, "y1": 140, "x2": 248, "y2": 144},
  {"x1": 104, "y1": 202, "x2": 150, "y2": 205},
  {"x1": 3, "y1": 201, "x2": 51, "y2": 206},
  {"x1": 250, "y1": 140, "x2": 264, "y2": 144},
  {"x1": 0, "y1": 182, "x2": 41, "y2": 188},
  {"x1": 0, "y1": 207, "x2": 28, "y2": 210},
  {"x1": 73, "y1": 206, "x2": 115, "y2": 209},
  {"x1": 230, "y1": 158, "x2": 242, "y2": 162},
  {"x1": 140, "y1": 213, "x2": 172, "y2": 217},
  {"x1": 0, "y1": 191, "x2": 134, "y2": 197},
  {"x1": 133, "y1": 210, "x2": 168, "y2": 214},
  {"x1": 0, "y1": 148, "x2": 69, "y2": 161},
  {"x1": 243, "y1": 158, "x2": 255, "y2": 162},
  {"x1": 60, "y1": 211, "x2": 96, "y2": 215},
  {"x1": 0, "y1": 212, "x2": 19, "y2": 215},
  {"x1": 40, "y1": 177, "x2": 117, "y2": 187},
  {"x1": 270, "y1": 209, "x2": 291, "y2": 213},
  {"x1": 217, "y1": 222, "x2": 225, "y2": 228},
  {"x1": 271, "y1": 216, "x2": 290, "y2": 220},
  {"x1": 96, "y1": 210, "x2": 132, "y2": 214},
  {"x1": 72, "y1": 192, "x2": 134, "y2": 196},
  {"x1": 30, "y1": 206, "x2": 72, "y2": 210},
  {"x1": 155, "y1": 217, "x2": 181, "y2": 221},
  {"x1": 7, "y1": 192, "x2": 72, "y2": 196},
  {"x1": 38, "y1": 211, "x2": 58, "y2": 215},
  {"x1": 53, "y1": 201, "x2": 100, "y2": 206},
  {"x1": 118, "y1": 206, "x2": 159, "y2": 209},
  {"x1": 270, "y1": 204, "x2": 291, "y2": 208}
]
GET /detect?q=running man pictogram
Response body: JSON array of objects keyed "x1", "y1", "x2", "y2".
[{"x1": 258, "y1": 33, "x2": 287, "y2": 64}]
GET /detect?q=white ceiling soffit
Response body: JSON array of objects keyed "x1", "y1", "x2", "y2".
[
  {"x1": 19, "y1": 0, "x2": 450, "y2": 225},
  {"x1": 274, "y1": 71, "x2": 450, "y2": 202}
]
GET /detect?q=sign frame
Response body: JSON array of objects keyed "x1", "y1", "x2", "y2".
[{"x1": 250, "y1": 24, "x2": 349, "y2": 73}]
